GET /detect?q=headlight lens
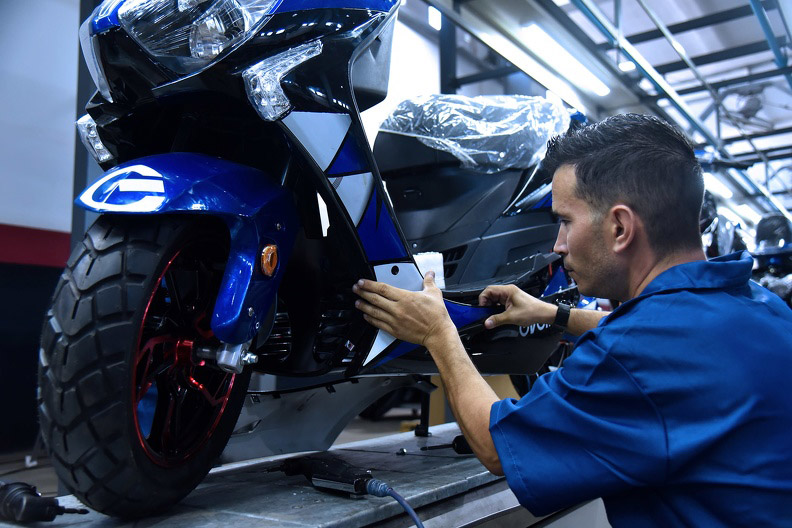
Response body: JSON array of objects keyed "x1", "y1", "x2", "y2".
[{"x1": 118, "y1": 0, "x2": 278, "y2": 74}]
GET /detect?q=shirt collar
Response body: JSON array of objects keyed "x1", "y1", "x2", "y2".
[{"x1": 638, "y1": 251, "x2": 753, "y2": 297}]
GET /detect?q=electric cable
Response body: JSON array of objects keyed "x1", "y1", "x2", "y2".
[{"x1": 366, "y1": 479, "x2": 425, "y2": 528}]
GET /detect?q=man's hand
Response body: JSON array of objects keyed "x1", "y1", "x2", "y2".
[
  {"x1": 352, "y1": 271, "x2": 456, "y2": 348},
  {"x1": 354, "y1": 272, "x2": 504, "y2": 476},
  {"x1": 478, "y1": 285, "x2": 556, "y2": 330}
]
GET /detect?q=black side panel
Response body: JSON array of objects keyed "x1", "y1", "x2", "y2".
[
  {"x1": 385, "y1": 166, "x2": 522, "y2": 242},
  {"x1": 373, "y1": 131, "x2": 459, "y2": 172}
]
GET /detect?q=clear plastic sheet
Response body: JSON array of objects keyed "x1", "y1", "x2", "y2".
[{"x1": 380, "y1": 94, "x2": 569, "y2": 172}]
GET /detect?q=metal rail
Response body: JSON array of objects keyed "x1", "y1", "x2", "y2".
[
  {"x1": 569, "y1": 0, "x2": 792, "y2": 223},
  {"x1": 749, "y1": 0, "x2": 792, "y2": 92}
]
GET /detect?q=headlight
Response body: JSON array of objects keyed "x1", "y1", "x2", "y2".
[{"x1": 118, "y1": 0, "x2": 278, "y2": 74}]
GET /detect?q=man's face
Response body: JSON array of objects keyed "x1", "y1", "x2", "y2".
[{"x1": 551, "y1": 165, "x2": 618, "y2": 298}]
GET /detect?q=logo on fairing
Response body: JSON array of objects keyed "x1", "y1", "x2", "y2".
[
  {"x1": 78, "y1": 165, "x2": 166, "y2": 212},
  {"x1": 519, "y1": 323, "x2": 552, "y2": 336}
]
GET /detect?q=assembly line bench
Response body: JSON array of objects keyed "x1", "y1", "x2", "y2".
[{"x1": 21, "y1": 423, "x2": 594, "y2": 527}]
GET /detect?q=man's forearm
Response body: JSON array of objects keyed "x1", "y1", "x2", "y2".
[
  {"x1": 425, "y1": 328, "x2": 503, "y2": 475},
  {"x1": 535, "y1": 303, "x2": 610, "y2": 336},
  {"x1": 566, "y1": 308, "x2": 609, "y2": 335}
]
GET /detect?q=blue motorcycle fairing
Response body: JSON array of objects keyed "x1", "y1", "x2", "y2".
[
  {"x1": 76, "y1": 153, "x2": 299, "y2": 344},
  {"x1": 272, "y1": 0, "x2": 398, "y2": 15},
  {"x1": 373, "y1": 300, "x2": 496, "y2": 367},
  {"x1": 90, "y1": 0, "x2": 124, "y2": 34},
  {"x1": 90, "y1": 0, "x2": 397, "y2": 35}
]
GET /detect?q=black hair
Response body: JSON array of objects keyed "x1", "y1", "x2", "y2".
[{"x1": 542, "y1": 113, "x2": 704, "y2": 256}]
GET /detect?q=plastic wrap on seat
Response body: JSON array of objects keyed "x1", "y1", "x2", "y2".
[{"x1": 379, "y1": 94, "x2": 569, "y2": 172}]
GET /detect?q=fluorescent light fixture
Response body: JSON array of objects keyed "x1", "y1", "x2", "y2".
[
  {"x1": 552, "y1": 0, "x2": 570, "y2": 5},
  {"x1": 428, "y1": 6, "x2": 442, "y2": 31},
  {"x1": 703, "y1": 172, "x2": 733, "y2": 199},
  {"x1": 735, "y1": 204, "x2": 762, "y2": 225},
  {"x1": 618, "y1": 60, "x2": 636, "y2": 72},
  {"x1": 521, "y1": 24, "x2": 610, "y2": 97}
]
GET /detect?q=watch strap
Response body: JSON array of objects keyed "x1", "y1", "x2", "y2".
[{"x1": 553, "y1": 303, "x2": 572, "y2": 330}]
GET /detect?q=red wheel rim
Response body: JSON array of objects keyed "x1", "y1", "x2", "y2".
[{"x1": 132, "y1": 247, "x2": 236, "y2": 467}]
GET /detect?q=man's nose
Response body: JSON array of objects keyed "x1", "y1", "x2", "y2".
[{"x1": 553, "y1": 225, "x2": 567, "y2": 255}]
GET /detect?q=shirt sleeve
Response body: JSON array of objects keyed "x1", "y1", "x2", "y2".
[{"x1": 489, "y1": 338, "x2": 668, "y2": 516}]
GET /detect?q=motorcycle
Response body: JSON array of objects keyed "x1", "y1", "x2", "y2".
[
  {"x1": 751, "y1": 213, "x2": 792, "y2": 307},
  {"x1": 38, "y1": 0, "x2": 576, "y2": 517}
]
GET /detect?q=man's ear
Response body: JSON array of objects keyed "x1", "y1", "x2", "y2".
[{"x1": 607, "y1": 204, "x2": 639, "y2": 254}]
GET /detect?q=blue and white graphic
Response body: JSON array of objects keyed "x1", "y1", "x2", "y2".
[
  {"x1": 78, "y1": 165, "x2": 166, "y2": 212},
  {"x1": 330, "y1": 172, "x2": 374, "y2": 226},
  {"x1": 283, "y1": 112, "x2": 352, "y2": 171}
]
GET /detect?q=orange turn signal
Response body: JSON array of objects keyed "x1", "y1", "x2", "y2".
[{"x1": 260, "y1": 244, "x2": 278, "y2": 277}]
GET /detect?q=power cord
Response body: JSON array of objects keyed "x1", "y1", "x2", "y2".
[
  {"x1": 0, "y1": 481, "x2": 88, "y2": 523},
  {"x1": 366, "y1": 479, "x2": 425, "y2": 528}
]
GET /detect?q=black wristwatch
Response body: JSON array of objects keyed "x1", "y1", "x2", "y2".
[{"x1": 553, "y1": 303, "x2": 572, "y2": 331}]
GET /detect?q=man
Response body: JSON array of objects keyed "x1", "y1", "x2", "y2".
[{"x1": 353, "y1": 114, "x2": 792, "y2": 526}]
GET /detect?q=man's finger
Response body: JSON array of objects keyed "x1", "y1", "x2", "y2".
[
  {"x1": 479, "y1": 285, "x2": 509, "y2": 307},
  {"x1": 362, "y1": 313, "x2": 394, "y2": 335},
  {"x1": 423, "y1": 271, "x2": 439, "y2": 292},
  {"x1": 353, "y1": 286, "x2": 397, "y2": 311},
  {"x1": 355, "y1": 279, "x2": 402, "y2": 301},
  {"x1": 355, "y1": 299, "x2": 394, "y2": 325},
  {"x1": 484, "y1": 313, "x2": 505, "y2": 329}
]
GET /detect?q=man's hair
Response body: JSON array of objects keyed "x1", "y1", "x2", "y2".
[{"x1": 542, "y1": 113, "x2": 704, "y2": 256}]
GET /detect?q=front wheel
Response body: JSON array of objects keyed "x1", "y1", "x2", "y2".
[{"x1": 38, "y1": 215, "x2": 251, "y2": 518}]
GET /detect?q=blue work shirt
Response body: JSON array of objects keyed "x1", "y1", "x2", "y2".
[{"x1": 490, "y1": 252, "x2": 792, "y2": 526}]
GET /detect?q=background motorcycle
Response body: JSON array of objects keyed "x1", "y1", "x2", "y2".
[
  {"x1": 752, "y1": 213, "x2": 792, "y2": 306},
  {"x1": 38, "y1": 0, "x2": 574, "y2": 517}
]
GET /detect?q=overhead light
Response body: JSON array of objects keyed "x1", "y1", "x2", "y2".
[
  {"x1": 552, "y1": 0, "x2": 571, "y2": 5},
  {"x1": 735, "y1": 204, "x2": 762, "y2": 225},
  {"x1": 703, "y1": 172, "x2": 733, "y2": 199},
  {"x1": 428, "y1": 6, "x2": 442, "y2": 31},
  {"x1": 521, "y1": 24, "x2": 610, "y2": 97},
  {"x1": 618, "y1": 60, "x2": 636, "y2": 72}
]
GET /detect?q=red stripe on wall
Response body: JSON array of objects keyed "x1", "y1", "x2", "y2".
[{"x1": 0, "y1": 223, "x2": 70, "y2": 268}]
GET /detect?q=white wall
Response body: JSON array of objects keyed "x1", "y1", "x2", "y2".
[
  {"x1": 361, "y1": 19, "x2": 441, "y2": 143},
  {"x1": 0, "y1": 0, "x2": 79, "y2": 233},
  {"x1": 361, "y1": 16, "x2": 505, "y2": 144}
]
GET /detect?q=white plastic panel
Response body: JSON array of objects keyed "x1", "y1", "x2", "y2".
[
  {"x1": 362, "y1": 262, "x2": 424, "y2": 366},
  {"x1": 282, "y1": 111, "x2": 351, "y2": 171},
  {"x1": 330, "y1": 172, "x2": 373, "y2": 226}
]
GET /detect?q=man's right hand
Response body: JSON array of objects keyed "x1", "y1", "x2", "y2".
[{"x1": 478, "y1": 285, "x2": 557, "y2": 329}]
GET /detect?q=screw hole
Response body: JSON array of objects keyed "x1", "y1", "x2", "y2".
[{"x1": 391, "y1": 265, "x2": 399, "y2": 275}]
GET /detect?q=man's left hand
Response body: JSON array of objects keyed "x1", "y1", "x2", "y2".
[{"x1": 352, "y1": 271, "x2": 455, "y2": 348}]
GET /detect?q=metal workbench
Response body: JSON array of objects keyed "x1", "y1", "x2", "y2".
[{"x1": 22, "y1": 423, "x2": 552, "y2": 528}]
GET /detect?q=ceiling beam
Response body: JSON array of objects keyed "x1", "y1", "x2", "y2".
[
  {"x1": 597, "y1": 2, "x2": 777, "y2": 49},
  {"x1": 667, "y1": 65, "x2": 792, "y2": 97},
  {"x1": 697, "y1": 125, "x2": 792, "y2": 147},
  {"x1": 734, "y1": 144, "x2": 792, "y2": 158},
  {"x1": 655, "y1": 38, "x2": 786, "y2": 74}
]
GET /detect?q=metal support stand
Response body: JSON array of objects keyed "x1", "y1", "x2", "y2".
[{"x1": 414, "y1": 382, "x2": 433, "y2": 437}]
